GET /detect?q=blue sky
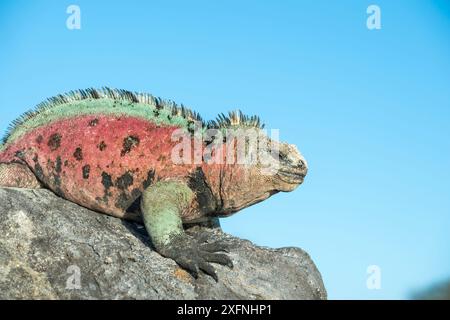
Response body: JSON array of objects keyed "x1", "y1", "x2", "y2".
[{"x1": 0, "y1": 0, "x2": 449, "y2": 299}]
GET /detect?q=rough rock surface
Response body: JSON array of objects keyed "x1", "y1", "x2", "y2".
[{"x1": 0, "y1": 187, "x2": 326, "y2": 300}]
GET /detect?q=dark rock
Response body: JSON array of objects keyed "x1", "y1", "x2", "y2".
[{"x1": 0, "y1": 187, "x2": 326, "y2": 299}]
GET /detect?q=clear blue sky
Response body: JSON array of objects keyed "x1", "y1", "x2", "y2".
[{"x1": 0, "y1": 0, "x2": 449, "y2": 299}]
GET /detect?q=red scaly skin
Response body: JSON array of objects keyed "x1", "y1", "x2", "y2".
[{"x1": 0, "y1": 114, "x2": 225, "y2": 221}]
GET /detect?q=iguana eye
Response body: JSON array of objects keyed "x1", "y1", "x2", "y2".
[{"x1": 278, "y1": 151, "x2": 288, "y2": 162}]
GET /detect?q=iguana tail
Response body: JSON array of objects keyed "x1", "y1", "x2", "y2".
[{"x1": 0, "y1": 163, "x2": 42, "y2": 188}]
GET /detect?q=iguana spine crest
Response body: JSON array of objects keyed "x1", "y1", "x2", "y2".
[{"x1": 2, "y1": 87, "x2": 264, "y2": 146}]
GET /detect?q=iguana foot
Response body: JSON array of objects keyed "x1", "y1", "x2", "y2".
[{"x1": 159, "y1": 233, "x2": 233, "y2": 282}]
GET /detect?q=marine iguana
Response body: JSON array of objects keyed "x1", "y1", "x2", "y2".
[{"x1": 0, "y1": 88, "x2": 308, "y2": 281}]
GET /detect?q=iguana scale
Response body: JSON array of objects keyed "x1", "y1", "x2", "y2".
[{"x1": 0, "y1": 88, "x2": 307, "y2": 280}]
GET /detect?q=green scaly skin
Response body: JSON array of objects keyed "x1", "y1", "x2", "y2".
[{"x1": 141, "y1": 181, "x2": 232, "y2": 281}]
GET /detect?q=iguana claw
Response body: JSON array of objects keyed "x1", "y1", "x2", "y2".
[{"x1": 159, "y1": 234, "x2": 233, "y2": 281}]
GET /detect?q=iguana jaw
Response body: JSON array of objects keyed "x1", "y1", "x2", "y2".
[
  {"x1": 276, "y1": 169, "x2": 306, "y2": 185},
  {"x1": 216, "y1": 190, "x2": 279, "y2": 217}
]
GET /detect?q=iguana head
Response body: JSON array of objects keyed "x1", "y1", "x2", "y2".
[
  {"x1": 207, "y1": 113, "x2": 308, "y2": 216},
  {"x1": 216, "y1": 139, "x2": 307, "y2": 216},
  {"x1": 271, "y1": 141, "x2": 308, "y2": 191}
]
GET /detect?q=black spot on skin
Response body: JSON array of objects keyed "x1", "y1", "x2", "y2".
[
  {"x1": 73, "y1": 147, "x2": 83, "y2": 161},
  {"x1": 115, "y1": 188, "x2": 142, "y2": 211},
  {"x1": 142, "y1": 169, "x2": 155, "y2": 189},
  {"x1": 43, "y1": 155, "x2": 64, "y2": 197},
  {"x1": 153, "y1": 109, "x2": 160, "y2": 117},
  {"x1": 64, "y1": 160, "x2": 69, "y2": 167},
  {"x1": 47, "y1": 133, "x2": 62, "y2": 151},
  {"x1": 36, "y1": 135, "x2": 43, "y2": 144},
  {"x1": 53, "y1": 175, "x2": 64, "y2": 197},
  {"x1": 15, "y1": 150, "x2": 25, "y2": 160},
  {"x1": 188, "y1": 167, "x2": 217, "y2": 214},
  {"x1": 82, "y1": 165, "x2": 90, "y2": 179},
  {"x1": 98, "y1": 141, "x2": 107, "y2": 151},
  {"x1": 47, "y1": 160, "x2": 64, "y2": 197},
  {"x1": 34, "y1": 162, "x2": 44, "y2": 182},
  {"x1": 101, "y1": 172, "x2": 113, "y2": 190},
  {"x1": 32, "y1": 154, "x2": 45, "y2": 183},
  {"x1": 121, "y1": 135, "x2": 140, "y2": 156},
  {"x1": 55, "y1": 156, "x2": 62, "y2": 174},
  {"x1": 116, "y1": 171, "x2": 134, "y2": 190},
  {"x1": 115, "y1": 193, "x2": 130, "y2": 210},
  {"x1": 88, "y1": 118, "x2": 99, "y2": 127},
  {"x1": 100, "y1": 172, "x2": 113, "y2": 203}
]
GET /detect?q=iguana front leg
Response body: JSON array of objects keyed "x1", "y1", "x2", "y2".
[{"x1": 141, "y1": 180, "x2": 233, "y2": 281}]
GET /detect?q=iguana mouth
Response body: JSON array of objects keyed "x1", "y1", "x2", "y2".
[{"x1": 276, "y1": 169, "x2": 306, "y2": 184}]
